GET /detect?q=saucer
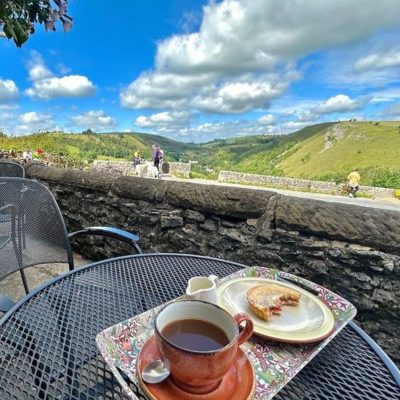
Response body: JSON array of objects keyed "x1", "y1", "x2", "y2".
[{"x1": 137, "y1": 336, "x2": 255, "y2": 400}]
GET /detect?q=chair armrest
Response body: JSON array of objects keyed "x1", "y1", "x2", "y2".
[
  {"x1": 0, "y1": 294, "x2": 16, "y2": 313},
  {"x1": 68, "y1": 226, "x2": 142, "y2": 254},
  {"x1": 0, "y1": 203, "x2": 14, "y2": 213},
  {"x1": 0, "y1": 203, "x2": 15, "y2": 223}
]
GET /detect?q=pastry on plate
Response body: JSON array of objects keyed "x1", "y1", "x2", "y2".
[{"x1": 247, "y1": 284, "x2": 301, "y2": 321}]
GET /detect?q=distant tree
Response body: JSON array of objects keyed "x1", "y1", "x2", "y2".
[
  {"x1": 82, "y1": 129, "x2": 95, "y2": 135},
  {"x1": 0, "y1": 0, "x2": 73, "y2": 47}
]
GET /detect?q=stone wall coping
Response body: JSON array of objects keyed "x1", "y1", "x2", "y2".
[
  {"x1": 26, "y1": 164, "x2": 400, "y2": 255},
  {"x1": 219, "y1": 170, "x2": 395, "y2": 198}
]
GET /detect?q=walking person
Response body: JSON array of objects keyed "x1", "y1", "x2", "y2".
[
  {"x1": 347, "y1": 169, "x2": 361, "y2": 198},
  {"x1": 133, "y1": 149, "x2": 141, "y2": 174},
  {"x1": 152, "y1": 144, "x2": 162, "y2": 178}
]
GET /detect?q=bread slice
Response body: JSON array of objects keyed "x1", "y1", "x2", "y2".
[{"x1": 247, "y1": 284, "x2": 301, "y2": 321}]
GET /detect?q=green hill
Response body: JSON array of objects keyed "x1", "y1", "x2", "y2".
[
  {"x1": 0, "y1": 131, "x2": 197, "y2": 163},
  {"x1": 1, "y1": 120, "x2": 400, "y2": 188},
  {"x1": 191, "y1": 121, "x2": 400, "y2": 188},
  {"x1": 278, "y1": 121, "x2": 400, "y2": 183}
]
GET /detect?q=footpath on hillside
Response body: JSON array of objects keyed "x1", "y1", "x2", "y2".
[{"x1": 162, "y1": 175, "x2": 400, "y2": 212}]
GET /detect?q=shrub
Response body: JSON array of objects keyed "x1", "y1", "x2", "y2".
[{"x1": 372, "y1": 171, "x2": 400, "y2": 189}]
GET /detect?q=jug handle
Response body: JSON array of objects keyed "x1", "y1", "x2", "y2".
[{"x1": 208, "y1": 275, "x2": 219, "y2": 286}]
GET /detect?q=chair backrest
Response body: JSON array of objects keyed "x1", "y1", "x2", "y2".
[
  {"x1": 0, "y1": 178, "x2": 73, "y2": 292},
  {"x1": 0, "y1": 161, "x2": 25, "y2": 177}
]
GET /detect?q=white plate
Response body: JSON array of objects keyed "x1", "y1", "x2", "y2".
[{"x1": 217, "y1": 278, "x2": 335, "y2": 343}]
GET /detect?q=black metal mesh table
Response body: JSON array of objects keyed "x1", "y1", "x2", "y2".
[{"x1": 0, "y1": 254, "x2": 399, "y2": 400}]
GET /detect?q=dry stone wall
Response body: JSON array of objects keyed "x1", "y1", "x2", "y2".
[
  {"x1": 92, "y1": 160, "x2": 191, "y2": 177},
  {"x1": 92, "y1": 160, "x2": 135, "y2": 176},
  {"x1": 168, "y1": 162, "x2": 191, "y2": 177},
  {"x1": 219, "y1": 170, "x2": 396, "y2": 199},
  {"x1": 25, "y1": 164, "x2": 400, "y2": 365}
]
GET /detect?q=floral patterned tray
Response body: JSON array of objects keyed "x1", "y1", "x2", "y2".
[{"x1": 96, "y1": 267, "x2": 357, "y2": 400}]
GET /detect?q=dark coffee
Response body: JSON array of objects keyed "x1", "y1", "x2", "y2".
[{"x1": 161, "y1": 318, "x2": 229, "y2": 352}]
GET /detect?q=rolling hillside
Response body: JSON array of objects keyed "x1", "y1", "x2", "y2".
[
  {"x1": 1, "y1": 121, "x2": 399, "y2": 188},
  {"x1": 0, "y1": 131, "x2": 196, "y2": 163},
  {"x1": 278, "y1": 121, "x2": 400, "y2": 183},
  {"x1": 192, "y1": 121, "x2": 400, "y2": 188}
]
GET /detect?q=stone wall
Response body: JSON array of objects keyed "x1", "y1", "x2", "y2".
[
  {"x1": 92, "y1": 160, "x2": 135, "y2": 176},
  {"x1": 168, "y1": 162, "x2": 191, "y2": 177},
  {"x1": 25, "y1": 164, "x2": 400, "y2": 365},
  {"x1": 92, "y1": 159, "x2": 191, "y2": 177},
  {"x1": 219, "y1": 170, "x2": 396, "y2": 199}
]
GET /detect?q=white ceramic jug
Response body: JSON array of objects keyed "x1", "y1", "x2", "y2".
[{"x1": 185, "y1": 275, "x2": 219, "y2": 304}]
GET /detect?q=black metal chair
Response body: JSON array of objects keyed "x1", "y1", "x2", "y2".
[
  {"x1": 0, "y1": 160, "x2": 25, "y2": 177},
  {"x1": 0, "y1": 177, "x2": 142, "y2": 312},
  {"x1": 0, "y1": 161, "x2": 26, "y2": 257}
]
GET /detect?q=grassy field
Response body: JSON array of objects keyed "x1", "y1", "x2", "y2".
[
  {"x1": 0, "y1": 131, "x2": 194, "y2": 163},
  {"x1": 1, "y1": 120, "x2": 399, "y2": 188},
  {"x1": 277, "y1": 121, "x2": 400, "y2": 187}
]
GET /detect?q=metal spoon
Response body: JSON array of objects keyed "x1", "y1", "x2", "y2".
[{"x1": 141, "y1": 359, "x2": 170, "y2": 384}]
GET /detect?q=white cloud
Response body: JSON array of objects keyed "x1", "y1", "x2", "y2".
[
  {"x1": 354, "y1": 49, "x2": 400, "y2": 72},
  {"x1": 19, "y1": 111, "x2": 45, "y2": 124},
  {"x1": 280, "y1": 121, "x2": 309, "y2": 131},
  {"x1": 0, "y1": 79, "x2": 19, "y2": 102},
  {"x1": 257, "y1": 114, "x2": 275, "y2": 125},
  {"x1": 370, "y1": 88, "x2": 400, "y2": 103},
  {"x1": 15, "y1": 112, "x2": 57, "y2": 134},
  {"x1": 271, "y1": 94, "x2": 365, "y2": 130},
  {"x1": 0, "y1": 111, "x2": 14, "y2": 124},
  {"x1": 28, "y1": 51, "x2": 53, "y2": 81},
  {"x1": 121, "y1": 71, "x2": 216, "y2": 109},
  {"x1": 70, "y1": 110, "x2": 117, "y2": 130},
  {"x1": 192, "y1": 77, "x2": 289, "y2": 113},
  {"x1": 26, "y1": 75, "x2": 96, "y2": 99},
  {"x1": 174, "y1": 119, "x2": 274, "y2": 142},
  {"x1": 179, "y1": 10, "x2": 202, "y2": 34},
  {"x1": 121, "y1": 0, "x2": 400, "y2": 117},
  {"x1": 156, "y1": 0, "x2": 400, "y2": 74},
  {"x1": 319, "y1": 32, "x2": 400, "y2": 89},
  {"x1": 314, "y1": 94, "x2": 362, "y2": 114},
  {"x1": 296, "y1": 111, "x2": 317, "y2": 123},
  {"x1": 135, "y1": 111, "x2": 190, "y2": 129},
  {"x1": 0, "y1": 105, "x2": 19, "y2": 132},
  {"x1": 382, "y1": 104, "x2": 400, "y2": 118},
  {"x1": 57, "y1": 63, "x2": 72, "y2": 75},
  {"x1": 0, "y1": 104, "x2": 19, "y2": 111},
  {"x1": 25, "y1": 52, "x2": 96, "y2": 99}
]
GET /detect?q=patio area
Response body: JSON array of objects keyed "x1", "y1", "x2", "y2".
[
  {"x1": 0, "y1": 252, "x2": 88, "y2": 303},
  {"x1": 0, "y1": 167, "x2": 399, "y2": 399}
]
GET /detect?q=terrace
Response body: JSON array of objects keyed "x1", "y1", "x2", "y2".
[{"x1": 0, "y1": 161, "x2": 399, "y2": 399}]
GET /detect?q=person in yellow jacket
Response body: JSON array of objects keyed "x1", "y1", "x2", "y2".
[
  {"x1": 132, "y1": 150, "x2": 141, "y2": 173},
  {"x1": 347, "y1": 170, "x2": 360, "y2": 198}
]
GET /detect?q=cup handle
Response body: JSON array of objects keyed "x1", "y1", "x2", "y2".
[{"x1": 234, "y1": 313, "x2": 254, "y2": 345}]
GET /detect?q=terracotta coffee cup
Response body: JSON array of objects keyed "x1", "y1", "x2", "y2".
[{"x1": 154, "y1": 300, "x2": 253, "y2": 394}]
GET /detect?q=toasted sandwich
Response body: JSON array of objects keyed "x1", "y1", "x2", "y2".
[{"x1": 247, "y1": 284, "x2": 301, "y2": 321}]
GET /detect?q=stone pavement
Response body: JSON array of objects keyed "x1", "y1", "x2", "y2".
[{"x1": 0, "y1": 253, "x2": 90, "y2": 304}]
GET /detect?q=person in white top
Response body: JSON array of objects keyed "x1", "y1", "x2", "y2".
[{"x1": 22, "y1": 149, "x2": 33, "y2": 163}]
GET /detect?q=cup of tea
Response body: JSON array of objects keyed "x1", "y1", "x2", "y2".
[{"x1": 154, "y1": 300, "x2": 253, "y2": 394}]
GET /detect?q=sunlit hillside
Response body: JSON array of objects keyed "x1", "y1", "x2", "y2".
[
  {"x1": 0, "y1": 131, "x2": 195, "y2": 163},
  {"x1": 1, "y1": 120, "x2": 400, "y2": 188},
  {"x1": 277, "y1": 121, "x2": 400, "y2": 187}
]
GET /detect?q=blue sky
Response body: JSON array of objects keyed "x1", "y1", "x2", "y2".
[{"x1": 0, "y1": 0, "x2": 399, "y2": 142}]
